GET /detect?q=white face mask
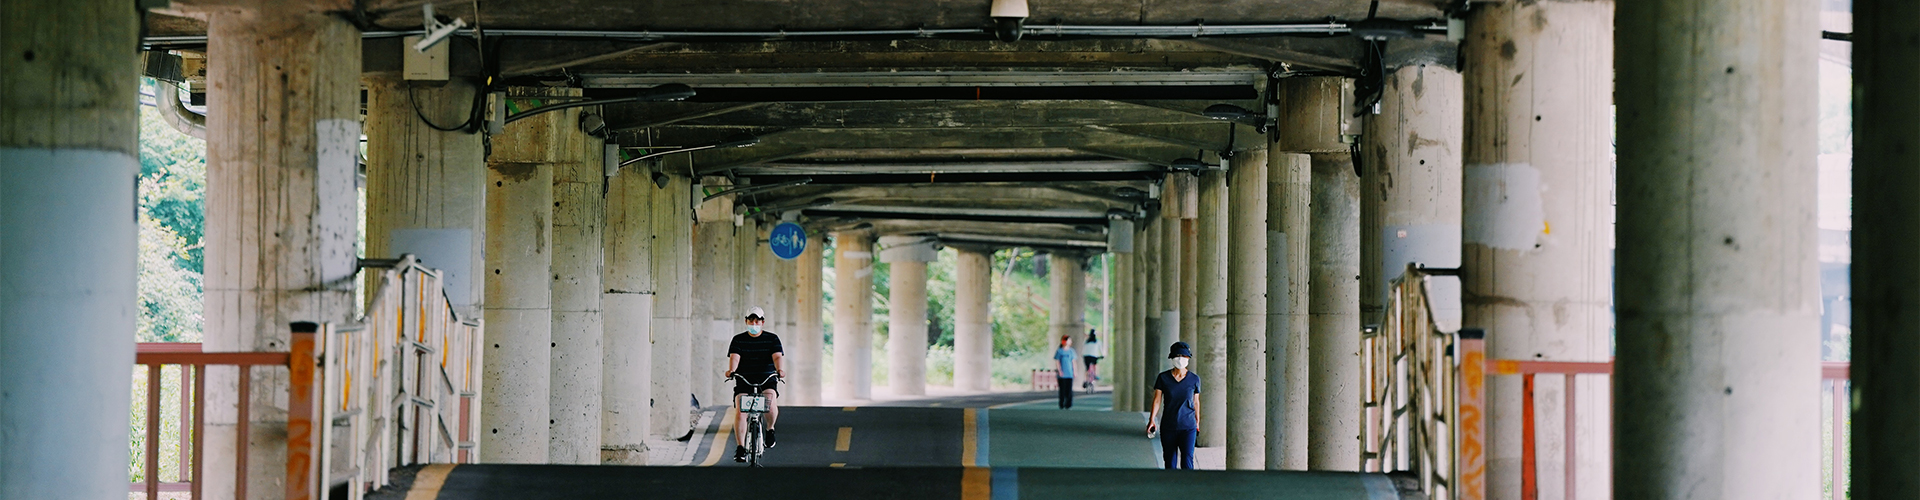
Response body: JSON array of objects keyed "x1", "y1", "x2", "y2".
[
  {"x1": 747, "y1": 325, "x2": 762, "y2": 334},
  {"x1": 1172, "y1": 357, "x2": 1190, "y2": 369}
]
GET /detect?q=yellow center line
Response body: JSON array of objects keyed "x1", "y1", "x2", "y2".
[
  {"x1": 843, "y1": 406, "x2": 858, "y2": 412},
  {"x1": 830, "y1": 462, "x2": 847, "y2": 468},
  {"x1": 404, "y1": 463, "x2": 455, "y2": 500},
  {"x1": 696, "y1": 407, "x2": 739, "y2": 467},
  {"x1": 835, "y1": 426, "x2": 854, "y2": 451},
  {"x1": 961, "y1": 466, "x2": 991, "y2": 500},
  {"x1": 961, "y1": 408, "x2": 978, "y2": 466}
]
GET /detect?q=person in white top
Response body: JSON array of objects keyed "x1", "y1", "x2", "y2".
[{"x1": 1081, "y1": 329, "x2": 1105, "y2": 390}]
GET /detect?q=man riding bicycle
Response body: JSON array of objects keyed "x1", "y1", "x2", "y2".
[{"x1": 723, "y1": 306, "x2": 785, "y2": 463}]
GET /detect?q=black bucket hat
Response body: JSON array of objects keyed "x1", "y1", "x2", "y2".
[{"x1": 1168, "y1": 341, "x2": 1193, "y2": 359}]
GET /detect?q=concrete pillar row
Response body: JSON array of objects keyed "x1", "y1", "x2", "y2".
[
  {"x1": 1226, "y1": 148, "x2": 1270, "y2": 470},
  {"x1": 649, "y1": 174, "x2": 695, "y2": 440},
  {"x1": 1463, "y1": 1, "x2": 1616, "y2": 497},
  {"x1": 831, "y1": 231, "x2": 876, "y2": 399},
  {"x1": 1158, "y1": 202, "x2": 1184, "y2": 376},
  {"x1": 600, "y1": 163, "x2": 654, "y2": 464},
  {"x1": 882, "y1": 236, "x2": 938, "y2": 396},
  {"x1": 1615, "y1": 0, "x2": 1821, "y2": 497},
  {"x1": 791, "y1": 238, "x2": 827, "y2": 405},
  {"x1": 1853, "y1": 0, "x2": 1920, "y2": 496},
  {"x1": 1111, "y1": 251, "x2": 1135, "y2": 410},
  {"x1": 1195, "y1": 171, "x2": 1229, "y2": 448},
  {"x1": 0, "y1": 1, "x2": 140, "y2": 496},
  {"x1": 548, "y1": 98, "x2": 605, "y2": 465},
  {"x1": 1274, "y1": 76, "x2": 1355, "y2": 471},
  {"x1": 954, "y1": 247, "x2": 996, "y2": 392},
  {"x1": 480, "y1": 89, "x2": 560, "y2": 463},
  {"x1": 1344, "y1": 63, "x2": 1464, "y2": 471}
]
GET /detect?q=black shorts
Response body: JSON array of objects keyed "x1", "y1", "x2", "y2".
[
  {"x1": 734, "y1": 376, "x2": 779, "y2": 396},
  {"x1": 1084, "y1": 356, "x2": 1101, "y2": 366}
]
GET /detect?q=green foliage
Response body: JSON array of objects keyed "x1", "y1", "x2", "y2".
[
  {"x1": 135, "y1": 81, "x2": 208, "y2": 343},
  {"x1": 990, "y1": 248, "x2": 1052, "y2": 357}
]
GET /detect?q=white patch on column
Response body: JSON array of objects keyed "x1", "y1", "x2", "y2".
[
  {"x1": 317, "y1": 119, "x2": 361, "y2": 286},
  {"x1": 1464, "y1": 163, "x2": 1547, "y2": 251}
]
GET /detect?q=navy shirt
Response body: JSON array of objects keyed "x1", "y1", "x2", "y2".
[
  {"x1": 1153, "y1": 369, "x2": 1202, "y2": 430},
  {"x1": 728, "y1": 331, "x2": 784, "y2": 377}
]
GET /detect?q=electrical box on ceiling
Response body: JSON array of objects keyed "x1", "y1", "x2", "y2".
[{"x1": 404, "y1": 35, "x2": 449, "y2": 81}]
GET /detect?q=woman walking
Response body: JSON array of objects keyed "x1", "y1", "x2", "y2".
[
  {"x1": 1147, "y1": 341, "x2": 1201, "y2": 470},
  {"x1": 1081, "y1": 329, "x2": 1104, "y2": 391}
]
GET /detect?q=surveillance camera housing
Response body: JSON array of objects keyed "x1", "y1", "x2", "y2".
[{"x1": 989, "y1": 0, "x2": 1028, "y2": 42}]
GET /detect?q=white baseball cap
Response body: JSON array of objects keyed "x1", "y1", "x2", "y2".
[{"x1": 744, "y1": 306, "x2": 766, "y2": 320}]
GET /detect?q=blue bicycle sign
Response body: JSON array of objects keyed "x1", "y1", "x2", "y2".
[{"x1": 770, "y1": 222, "x2": 806, "y2": 260}]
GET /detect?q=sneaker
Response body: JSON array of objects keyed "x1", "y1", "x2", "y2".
[
  {"x1": 765, "y1": 428, "x2": 777, "y2": 449},
  {"x1": 733, "y1": 445, "x2": 747, "y2": 463}
]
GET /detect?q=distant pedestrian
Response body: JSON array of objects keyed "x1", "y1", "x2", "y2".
[
  {"x1": 1052, "y1": 335, "x2": 1077, "y2": 409},
  {"x1": 1148, "y1": 341, "x2": 1201, "y2": 470},
  {"x1": 1081, "y1": 329, "x2": 1105, "y2": 390}
]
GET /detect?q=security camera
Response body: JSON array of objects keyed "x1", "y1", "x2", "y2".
[
  {"x1": 579, "y1": 113, "x2": 607, "y2": 137},
  {"x1": 414, "y1": 4, "x2": 467, "y2": 52},
  {"x1": 989, "y1": 0, "x2": 1028, "y2": 42}
]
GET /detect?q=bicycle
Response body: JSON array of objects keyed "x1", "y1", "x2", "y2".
[{"x1": 728, "y1": 373, "x2": 781, "y2": 467}]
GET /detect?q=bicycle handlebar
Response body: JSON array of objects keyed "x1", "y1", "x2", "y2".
[{"x1": 727, "y1": 373, "x2": 784, "y2": 388}]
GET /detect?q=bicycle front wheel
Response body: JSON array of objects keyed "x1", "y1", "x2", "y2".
[{"x1": 747, "y1": 416, "x2": 763, "y2": 467}]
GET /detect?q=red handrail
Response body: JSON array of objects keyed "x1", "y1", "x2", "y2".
[{"x1": 131, "y1": 331, "x2": 318, "y2": 500}]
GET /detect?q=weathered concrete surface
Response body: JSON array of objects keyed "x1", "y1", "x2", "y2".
[
  {"x1": 549, "y1": 120, "x2": 604, "y2": 465},
  {"x1": 1272, "y1": 76, "x2": 1349, "y2": 471},
  {"x1": 1346, "y1": 63, "x2": 1462, "y2": 472},
  {"x1": 832, "y1": 231, "x2": 876, "y2": 399},
  {"x1": 1615, "y1": 0, "x2": 1821, "y2": 498},
  {"x1": 1226, "y1": 148, "x2": 1269, "y2": 470},
  {"x1": 482, "y1": 87, "x2": 570, "y2": 464},
  {"x1": 1853, "y1": 0, "x2": 1920, "y2": 496},
  {"x1": 1267, "y1": 151, "x2": 1312, "y2": 473},
  {"x1": 600, "y1": 164, "x2": 653, "y2": 465},
  {"x1": 198, "y1": 8, "x2": 362, "y2": 495},
  {"x1": 889, "y1": 258, "x2": 931, "y2": 396},
  {"x1": 650, "y1": 175, "x2": 694, "y2": 439},
  {"x1": 954, "y1": 247, "x2": 995, "y2": 392},
  {"x1": 1463, "y1": 2, "x2": 1615, "y2": 497},
  {"x1": 693, "y1": 185, "x2": 737, "y2": 407},
  {"x1": 792, "y1": 239, "x2": 827, "y2": 405},
  {"x1": 1139, "y1": 220, "x2": 1164, "y2": 409},
  {"x1": 364, "y1": 77, "x2": 487, "y2": 318},
  {"x1": 1195, "y1": 170, "x2": 1230, "y2": 448},
  {"x1": 0, "y1": 1, "x2": 139, "y2": 496},
  {"x1": 1305, "y1": 151, "x2": 1360, "y2": 472}
]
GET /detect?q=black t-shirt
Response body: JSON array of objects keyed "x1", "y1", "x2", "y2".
[{"x1": 728, "y1": 331, "x2": 784, "y2": 376}]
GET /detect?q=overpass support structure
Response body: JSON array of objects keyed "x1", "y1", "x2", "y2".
[
  {"x1": 1615, "y1": 0, "x2": 1822, "y2": 497},
  {"x1": 1274, "y1": 76, "x2": 1356, "y2": 471},
  {"x1": 1462, "y1": 1, "x2": 1616, "y2": 497},
  {"x1": 884, "y1": 236, "x2": 938, "y2": 396},
  {"x1": 832, "y1": 230, "x2": 876, "y2": 399},
  {"x1": 0, "y1": 1, "x2": 140, "y2": 498},
  {"x1": 1050, "y1": 251, "x2": 1090, "y2": 386},
  {"x1": 600, "y1": 159, "x2": 655, "y2": 464},
  {"x1": 1226, "y1": 148, "x2": 1270, "y2": 470},
  {"x1": 954, "y1": 247, "x2": 996, "y2": 392}
]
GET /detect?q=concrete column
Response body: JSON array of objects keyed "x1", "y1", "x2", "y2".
[
  {"x1": 886, "y1": 250, "x2": 932, "y2": 396},
  {"x1": 649, "y1": 174, "x2": 694, "y2": 439},
  {"x1": 481, "y1": 87, "x2": 572, "y2": 464},
  {"x1": 198, "y1": 8, "x2": 361, "y2": 493},
  {"x1": 1347, "y1": 62, "x2": 1462, "y2": 471},
  {"x1": 1854, "y1": 0, "x2": 1920, "y2": 496},
  {"x1": 600, "y1": 164, "x2": 653, "y2": 465},
  {"x1": 1140, "y1": 221, "x2": 1164, "y2": 406},
  {"x1": 549, "y1": 117, "x2": 604, "y2": 465},
  {"x1": 1463, "y1": 2, "x2": 1615, "y2": 497},
  {"x1": 364, "y1": 77, "x2": 486, "y2": 318},
  {"x1": 792, "y1": 238, "x2": 826, "y2": 405},
  {"x1": 1226, "y1": 148, "x2": 1270, "y2": 470},
  {"x1": 0, "y1": 1, "x2": 138, "y2": 496},
  {"x1": 831, "y1": 231, "x2": 875, "y2": 399},
  {"x1": 1267, "y1": 151, "x2": 1312, "y2": 472},
  {"x1": 1275, "y1": 76, "x2": 1355, "y2": 471},
  {"x1": 1179, "y1": 219, "x2": 1199, "y2": 349},
  {"x1": 954, "y1": 247, "x2": 996, "y2": 392},
  {"x1": 1195, "y1": 171, "x2": 1230, "y2": 447},
  {"x1": 1111, "y1": 251, "x2": 1134, "y2": 409},
  {"x1": 1158, "y1": 208, "x2": 1184, "y2": 373},
  {"x1": 771, "y1": 231, "x2": 801, "y2": 382},
  {"x1": 1050, "y1": 252, "x2": 1089, "y2": 381},
  {"x1": 1616, "y1": 0, "x2": 1821, "y2": 497},
  {"x1": 692, "y1": 186, "x2": 736, "y2": 407}
]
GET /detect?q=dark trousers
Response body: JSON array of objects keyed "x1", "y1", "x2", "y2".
[
  {"x1": 1160, "y1": 429, "x2": 1197, "y2": 470},
  {"x1": 1057, "y1": 377, "x2": 1074, "y2": 409}
]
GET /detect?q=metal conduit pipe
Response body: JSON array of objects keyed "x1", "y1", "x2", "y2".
[{"x1": 155, "y1": 80, "x2": 206, "y2": 140}]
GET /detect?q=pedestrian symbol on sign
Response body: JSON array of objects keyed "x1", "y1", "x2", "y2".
[{"x1": 769, "y1": 222, "x2": 807, "y2": 260}]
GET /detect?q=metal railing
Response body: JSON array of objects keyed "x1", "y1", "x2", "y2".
[
  {"x1": 1363, "y1": 264, "x2": 1854, "y2": 500},
  {"x1": 129, "y1": 255, "x2": 482, "y2": 499}
]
